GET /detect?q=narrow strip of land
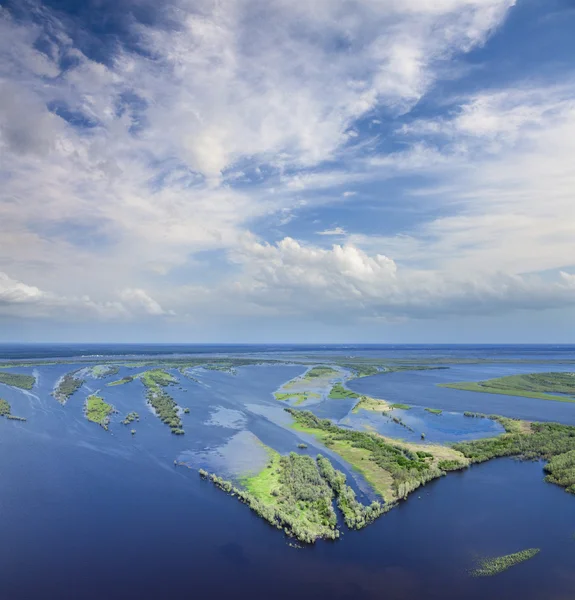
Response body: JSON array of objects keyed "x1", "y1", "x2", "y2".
[{"x1": 440, "y1": 372, "x2": 575, "y2": 403}]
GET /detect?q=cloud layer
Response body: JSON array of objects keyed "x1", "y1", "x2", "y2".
[{"x1": 1, "y1": 0, "x2": 574, "y2": 337}]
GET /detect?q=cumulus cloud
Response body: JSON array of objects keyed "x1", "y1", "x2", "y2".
[
  {"x1": 228, "y1": 238, "x2": 575, "y2": 319},
  {"x1": 0, "y1": 271, "x2": 170, "y2": 320}
]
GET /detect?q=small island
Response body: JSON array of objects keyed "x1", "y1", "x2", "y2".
[
  {"x1": 141, "y1": 370, "x2": 185, "y2": 434},
  {"x1": 53, "y1": 370, "x2": 85, "y2": 404},
  {"x1": 471, "y1": 548, "x2": 540, "y2": 576},
  {"x1": 121, "y1": 411, "x2": 139, "y2": 425},
  {"x1": 0, "y1": 372, "x2": 36, "y2": 390},
  {"x1": 0, "y1": 398, "x2": 27, "y2": 421},
  {"x1": 84, "y1": 394, "x2": 115, "y2": 430}
]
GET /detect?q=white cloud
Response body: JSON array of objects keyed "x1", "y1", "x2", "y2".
[
  {"x1": 119, "y1": 288, "x2": 171, "y2": 316},
  {"x1": 228, "y1": 238, "x2": 575, "y2": 319},
  {"x1": 317, "y1": 227, "x2": 347, "y2": 236}
]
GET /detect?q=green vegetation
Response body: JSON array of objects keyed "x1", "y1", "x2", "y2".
[
  {"x1": 338, "y1": 364, "x2": 381, "y2": 378},
  {"x1": 304, "y1": 366, "x2": 339, "y2": 380},
  {"x1": 204, "y1": 451, "x2": 339, "y2": 543},
  {"x1": 0, "y1": 398, "x2": 10, "y2": 416},
  {"x1": 91, "y1": 365, "x2": 120, "y2": 378},
  {"x1": 440, "y1": 372, "x2": 575, "y2": 403},
  {"x1": 471, "y1": 548, "x2": 540, "y2": 577},
  {"x1": 316, "y1": 454, "x2": 392, "y2": 529},
  {"x1": 544, "y1": 450, "x2": 575, "y2": 493},
  {"x1": 275, "y1": 391, "x2": 321, "y2": 404},
  {"x1": 383, "y1": 365, "x2": 449, "y2": 374},
  {"x1": 437, "y1": 459, "x2": 467, "y2": 471},
  {"x1": 0, "y1": 372, "x2": 35, "y2": 390},
  {"x1": 297, "y1": 443, "x2": 308, "y2": 449},
  {"x1": 84, "y1": 394, "x2": 114, "y2": 430},
  {"x1": 390, "y1": 403, "x2": 411, "y2": 410},
  {"x1": 183, "y1": 407, "x2": 190, "y2": 414},
  {"x1": 0, "y1": 398, "x2": 26, "y2": 421},
  {"x1": 121, "y1": 412, "x2": 139, "y2": 425},
  {"x1": 108, "y1": 376, "x2": 134, "y2": 386},
  {"x1": 287, "y1": 409, "x2": 452, "y2": 501},
  {"x1": 131, "y1": 429, "x2": 136, "y2": 435},
  {"x1": 201, "y1": 449, "x2": 393, "y2": 543},
  {"x1": 53, "y1": 370, "x2": 84, "y2": 404},
  {"x1": 454, "y1": 421, "x2": 575, "y2": 494},
  {"x1": 140, "y1": 370, "x2": 184, "y2": 434},
  {"x1": 425, "y1": 408, "x2": 443, "y2": 415},
  {"x1": 328, "y1": 383, "x2": 360, "y2": 400},
  {"x1": 352, "y1": 396, "x2": 390, "y2": 413}
]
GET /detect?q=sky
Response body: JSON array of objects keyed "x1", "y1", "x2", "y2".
[{"x1": 0, "y1": 0, "x2": 574, "y2": 343}]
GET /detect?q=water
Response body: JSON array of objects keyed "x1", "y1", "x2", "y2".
[{"x1": 1, "y1": 345, "x2": 574, "y2": 599}]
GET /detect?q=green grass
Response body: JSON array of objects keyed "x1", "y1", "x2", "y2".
[
  {"x1": 84, "y1": 394, "x2": 114, "y2": 430},
  {"x1": 0, "y1": 372, "x2": 35, "y2": 390},
  {"x1": 440, "y1": 372, "x2": 575, "y2": 403},
  {"x1": 471, "y1": 548, "x2": 540, "y2": 577},
  {"x1": 390, "y1": 403, "x2": 411, "y2": 410},
  {"x1": 425, "y1": 408, "x2": 443, "y2": 415},
  {"x1": 352, "y1": 396, "x2": 390, "y2": 413},
  {"x1": 328, "y1": 383, "x2": 360, "y2": 400}
]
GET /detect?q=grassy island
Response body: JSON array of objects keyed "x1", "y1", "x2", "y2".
[
  {"x1": 471, "y1": 548, "x2": 540, "y2": 576},
  {"x1": 140, "y1": 370, "x2": 184, "y2": 433},
  {"x1": 0, "y1": 372, "x2": 35, "y2": 390},
  {"x1": 440, "y1": 372, "x2": 575, "y2": 403},
  {"x1": 53, "y1": 370, "x2": 84, "y2": 404},
  {"x1": 84, "y1": 394, "x2": 114, "y2": 430},
  {"x1": 352, "y1": 396, "x2": 391, "y2": 413},
  {"x1": 200, "y1": 450, "x2": 390, "y2": 543},
  {"x1": 425, "y1": 408, "x2": 443, "y2": 415},
  {"x1": 328, "y1": 383, "x2": 360, "y2": 400}
]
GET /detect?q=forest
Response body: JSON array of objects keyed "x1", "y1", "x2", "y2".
[{"x1": 0, "y1": 372, "x2": 36, "y2": 390}]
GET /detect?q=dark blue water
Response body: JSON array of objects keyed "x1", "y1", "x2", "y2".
[{"x1": 1, "y1": 347, "x2": 575, "y2": 599}]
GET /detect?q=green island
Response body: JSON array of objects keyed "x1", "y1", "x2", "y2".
[
  {"x1": 199, "y1": 448, "x2": 389, "y2": 543},
  {"x1": 84, "y1": 394, "x2": 115, "y2": 430},
  {"x1": 0, "y1": 372, "x2": 36, "y2": 390},
  {"x1": 471, "y1": 548, "x2": 540, "y2": 576},
  {"x1": 121, "y1": 411, "x2": 139, "y2": 425},
  {"x1": 0, "y1": 398, "x2": 26, "y2": 421},
  {"x1": 425, "y1": 408, "x2": 443, "y2": 415},
  {"x1": 303, "y1": 366, "x2": 340, "y2": 380},
  {"x1": 274, "y1": 391, "x2": 321, "y2": 405},
  {"x1": 440, "y1": 372, "x2": 575, "y2": 403},
  {"x1": 91, "y1": 365, "x2": 120, "y2": 378},
  {"x1": 328, "y1": 383, "x2": 360, "y2": 400},
  {"x1": 53, "y1": 370, "x2": 84, "y2": 404},
  {"x1": 141, "y1": 370, "x2": 184, "y2": 434},
  {"x1": 107, "y1": 376, "x2": 135, "y2": 386},
  {"x1": 390, "y1": 403, "x2": 411, "y2": 410},
  {"x1": 352, "y1": 396, "x2": 392, "y2": 413}
]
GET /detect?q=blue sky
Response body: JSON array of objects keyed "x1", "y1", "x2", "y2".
[{"x1": 1, "y1": 0, "x2": 574, "y2": 343}]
